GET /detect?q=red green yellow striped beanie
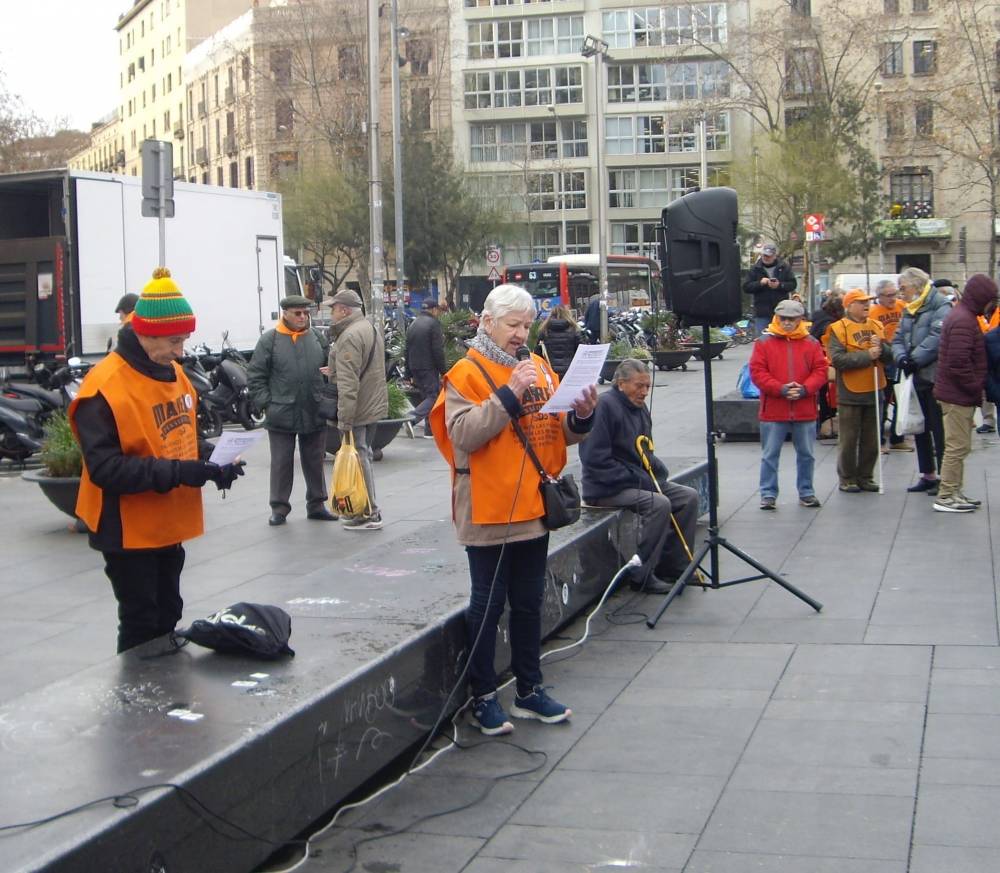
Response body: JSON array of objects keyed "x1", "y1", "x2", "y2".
[{"x1": 131, "y1": 267, "x2": 196, "y2": 336}]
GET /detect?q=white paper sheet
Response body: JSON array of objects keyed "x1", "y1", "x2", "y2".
[
  {"x1": 208, "y1": 430, "x2": 266, "y2": 466},
  {"x1": 539, "y1": 343, "x2": 609, "y2": 413}
]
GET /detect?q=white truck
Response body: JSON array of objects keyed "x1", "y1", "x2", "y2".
[{"x1": 0, "y1": 169, "x2": 302, "y2": 369}]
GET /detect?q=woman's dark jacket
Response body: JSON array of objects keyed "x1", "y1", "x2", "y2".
[
  {"x1": 535, "y1": 318, "x2": 581, "y2": 377},
  {"x1": 579, "y1": 386, "x2": 667, "y2": 501}
]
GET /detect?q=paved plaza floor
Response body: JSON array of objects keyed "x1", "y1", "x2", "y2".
[{"x1": 3, "y1": 344, "x2": 998, "y2": 872}]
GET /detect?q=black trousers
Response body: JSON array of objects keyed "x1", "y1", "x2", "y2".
[
  {"x1": 914, "y1": 382, "x2": 945, "y2": 476},
  {"x1": 104, "y1": 545, "x2": 185, "y2": 653}
]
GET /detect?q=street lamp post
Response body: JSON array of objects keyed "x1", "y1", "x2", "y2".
[
  {"x1": 581, "y1": 34, "x2": 610, "y2": 342},
  {"x1": 367, "y1": 0, "x2": 385, "y2": 332},
  {"x1": 390, "y1": 1, "x2": 409, "y2": 325},
  {"x1": 546, "y1": 103, "x2": 567, "y2": 252}
]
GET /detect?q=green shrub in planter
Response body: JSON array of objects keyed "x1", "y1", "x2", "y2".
[
  {"x1": 39, "y1": 412, "x2": 83, "y2": 478},
  {"x1": 608, "y1": 340, "x2": 651, "y2": 361},
  {"x1": 386, "y1": 381, "x2": 412, "y2": 419}
]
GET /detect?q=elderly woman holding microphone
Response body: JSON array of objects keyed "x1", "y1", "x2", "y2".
[{"x1": 430, "y1": 284, "x2": 598, "y2": 736}]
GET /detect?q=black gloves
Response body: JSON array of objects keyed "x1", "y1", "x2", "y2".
[
  {"x1": 898, "y1": 357, "x2": 919, "y2": 376},
  {"x1": 177, "y1": 460, "x2": 246, "y2": 490},
  {"x1": 212, "y1": 461, "x2": 246, "y2": 490}
]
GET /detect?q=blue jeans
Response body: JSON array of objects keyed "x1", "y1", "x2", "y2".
[
  {"x1": 465, "y1": 535, "x2": 548, "y2": 698},
  {"x1": 754, "y1": 316, "x2": 771, "y2": 338},
  {"x1": 759, "y1": 420, "x2": 816, "y2": 499}
]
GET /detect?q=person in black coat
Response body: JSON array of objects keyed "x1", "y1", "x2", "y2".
[
  {"x1": 534, "y1": 305, "x2": 582, "y2": 378},
  {"x1": 405, "y1": 300, "x2": 448, "y2": 438},
  {"x1": 742, "y1": 243, "x2": 798, "y2": 337},
  {"x1": 580, "y1": 359, "x2": 699, "y2": 595}
]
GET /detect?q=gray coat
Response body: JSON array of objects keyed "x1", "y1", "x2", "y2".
[
  {"x1": 247, "y1": 326, "x2": 329, "y2": 434},
  {"x1": 891, "y1": 289, "x2": 952, "y2": 386},
  {"x1": 328, "y1": 310, "x2": 388, "y2": 427}
]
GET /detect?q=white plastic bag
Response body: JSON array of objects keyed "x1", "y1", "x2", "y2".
[{"x1": 894, "y1": 374, "x2": 925, "y2": 436}]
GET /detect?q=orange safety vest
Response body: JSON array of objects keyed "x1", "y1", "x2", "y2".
[
  {"x1": 69, "y1": 352, "x2": 204, "y2": 549},
  {"x1": 429, "y1": 349, "x2": 566, "y2": 525},
  {"x1": 830, "y1": 317, "x2": 887, "y2": 393},
  {"x1": 869, "y1": 299, "x2": 905, "y2": 343},
  {"x1": 979, "y1": 310, "x2": 1000, "y2": 333}
]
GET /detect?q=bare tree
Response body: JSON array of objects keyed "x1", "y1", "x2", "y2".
[{"x1": 0, "y1": 68, "x2": 43, "y2": 172}]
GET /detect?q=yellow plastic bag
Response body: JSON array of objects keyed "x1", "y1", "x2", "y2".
[{"x1": 331, "y1": 431, "x2": 370, "y2": 517}]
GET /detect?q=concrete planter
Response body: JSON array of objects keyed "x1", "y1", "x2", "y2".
[
  {"x1": 22, "y1": 470, "x2": 81, "y2": 519},
  {"x1": 325, "y1": 418, "x2": 410, "y2": 460}
]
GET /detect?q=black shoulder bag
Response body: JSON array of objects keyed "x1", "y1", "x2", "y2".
[{"x1": 467, "y1": 356, "x2": 580, "y2": 530}]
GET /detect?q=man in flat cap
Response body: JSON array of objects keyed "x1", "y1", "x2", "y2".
[
  {"x1": 248, "y1": 294, "x2": 336, "y2": 525},
  {"x1": 742, "y1": 242, "x2": 798, "y2": 337},
  {"x1": 327, "y1": 288, "x2": 388, "y2": 530}
]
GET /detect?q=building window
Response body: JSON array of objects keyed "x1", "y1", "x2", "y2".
[
  {"x1": 556, "y1": 16, "x2": 585, "y2": 53},
  {"x1": 406, "y1": 39, "x2": 432, "y2": 76},
  {"x1": 915, "y1": 101, "x2": 933, "y2": 135},
  {"x1": 464, "y1": 72, "x2": 492, "y2": 109},
  {"x1": 554, "y1": 66, "x2": 583, "y2": 104},
  {"x1": 886, "y1": 103, "x2": 905, "y2": 138},
  {"x1": 637, "y1": 115, "x2": 667, "y2": 154},
  {"x1": 785, "y1": 48, "x2": 819, "y2": 95},
  {"x1": 606, "y1": 116, "x2": 635, "y2": 155},
  {"x1": 526, "y1": 19, "x2": 555, "y2": 56},
  {"x1": 411, "y1": 87, "x2": 431, "y2": 130},
  {"x1": 529, "y1": 121, "x2": 558, "y2": 159},
  {"x1": 565, "y1": 222, "x2": 590, "y2": 253},
  {"x1": 609, "y1": 169, "x2": 637, "y2": 208},
  {"x1": 560, "y1": 119, "x2": 588, "y2": 158},
  {"x1": 229, "y1": 162, "x2": 238, "y2": 187},
  {"x1": 884, "y1": 0, "x2": 899, "y2": 11},
  {"x1": 881, "y1": 42, "x2": 904, "y2": 77},
  {"x1": 217, "y1": 167, "x2": 224, "y2": 186},
  {"x1": 245, "y1": 156, "x2": 254, "y2": 189},
  {"x1": 271, "y1": 49, "x2": 292, "y2": 86},
  {"x1": 913, "y1": 41, "x2": 936, "y2": 75},
  {"x1": 601, "y1": 4, "x2": 727, "y2": 49},
  {"x1": 523, "y1": 68, "x2": 552, "y2": 106},
  {"x1": 669, "y1": 63, "x2": 699, "y2": 101},
  {"x1": 495, "y1": 69, "x2": 524, "y2": 107},
  {"x1": 610, "y1": 221, "x2": 660, "y2": 258},
  {"x1": 275, "y1": 98, "x2": 294, "y2": 136},
  {"x1": 890, "y1": 167, "x2": 933, "y2": 217},
  {"x1": 269, "y1": 151, "x2": 299, "y2": 180},
  {"x1": 468, "y1": 22, "x2": 495, "y2": 60},
  {"x1": 790, "y1": 0, "x2": 811, "y2": 14},
  {"x1": 497, "y1": 21, "x2": 524, "y2": 58},
  {"x1": 531, "y1": 224, "x2": 561, "y2": 260},
  {"x1": 242, "y1": 54, "x2": 251, "y2": 86},
  {"x1": 562, "y1": 171, "x2": 586, "y2": 209},
  {"x1": 339, "y1": 45, "x2": 361, "y2": 80},
  {"x1": 527, "y1": 172, "x2": 557, "y2": 211},
  {"x1": 912, "y1": 0, "x2": 929, "y2": 11}
]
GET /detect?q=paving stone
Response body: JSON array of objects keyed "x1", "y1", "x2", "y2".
[
  {"x1": 909, "y1": 844, "x2": 1000, "y2": 873},
  {"x1": 308, "y1": 828, "x2": 483, "y2": 873},
  {"x1": 864, "y1": 623, "x2": 998, "y2": 646},
  {"x1": 731, "y1": 617, "x2": 867, "y2": 644},
  {"x1": 481, "y1": 823, "x2": 695, "y2": 868},
  {"x1": 511, "y1": 770, "x2": 725, "y2": 834},
  {"x1": 923, "y1": 713, "x2": 1000, "y2": 760},
  {"x1": 919, "y1": 756, "x2": 1000, "y2": 787},
  {"x1": 699, "y1": 789, "x2": 914, "y2": 859},
  {"x1": 928, "y1": 682, "x2": 1000, "y2": 715},
  {"x1": 934, "y1": 646, "x2": 1000, "y2": 669},
  {"x1": 773, "y1": 672, "x2": 928, "y2": 703},
  {"x1": 913, "y1": 784, "x2": 1000, "y2": 848},
  {"x1": 728, "y1": 761, "x2": 917, "y2": 797},
  {"x1": 783, "y1": 644, "x2": 930, "y2": 677},
  {"x1": 686, "y1": 850, "x2": 907, "y2": 873},
  {"x1": 465, "y1": 860, "x2": 680, "y2": 873}
]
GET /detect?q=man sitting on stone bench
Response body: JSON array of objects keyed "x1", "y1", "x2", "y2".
[{"x1": 580, "y1": 359, "x2": 699, "y2": 594}]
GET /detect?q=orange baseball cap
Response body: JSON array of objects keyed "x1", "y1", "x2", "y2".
[{"x1": 842, "y1": 288, "x2": 874, "y2": 307}]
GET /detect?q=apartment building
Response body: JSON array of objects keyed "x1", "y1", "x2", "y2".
[
  {"x1": 451, "y1": 0, "x2": 750, "y2": 266},
  {"x1": 179, "y1": 0, "x2": 450, "y2": 191}
]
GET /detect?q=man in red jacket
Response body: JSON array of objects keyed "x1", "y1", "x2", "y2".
[
  {"x1": 749, "y1": 299, "x2": 829, "y2": 509},
  {"x1": 932, "y1": 273, "x2": 999, "y2": 512}
]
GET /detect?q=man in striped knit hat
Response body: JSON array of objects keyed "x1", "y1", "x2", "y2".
[{"x1": 70, "y1": 268, "x2": 245, "y2": 653}]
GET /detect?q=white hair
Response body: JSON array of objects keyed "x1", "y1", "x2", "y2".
[{"x1": 481, "y1": 284, "x2": 536, "y2": 321}]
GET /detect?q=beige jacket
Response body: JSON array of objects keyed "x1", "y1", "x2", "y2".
[
  {"x1": 328, "y1": 309, "x2": 389, "y2": 427},
  {"x1": 444, "y1": 381, "x2": 588, "y2": 547}
]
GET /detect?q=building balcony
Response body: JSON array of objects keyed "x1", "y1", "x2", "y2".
[
  {"x1": 224, "y1": 135, "x2": 238, "y2": 156},
  {"x1": 196, "y1": 147, "x2": 208, "y2": 166},
  {"x1": 224, "y1": 87, "x2": 235, "y2": 105},
  {"x1": 173, "y1": 124, "x2": 184, "y2": 140},
  {"x1": 881, "y1": 217, "x2": 952, "y2": 241},
  {"x1": 197, "y1": 101, "x2": 207, "y2": 119}
]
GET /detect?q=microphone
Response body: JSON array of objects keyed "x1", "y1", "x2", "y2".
[{"x1": 515, "y1": 346, "x2": 542, "y2": 404}]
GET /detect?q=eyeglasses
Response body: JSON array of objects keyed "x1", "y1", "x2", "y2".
[{"x1": 777, "y1": 316, "x2": 801, "y2": 322}]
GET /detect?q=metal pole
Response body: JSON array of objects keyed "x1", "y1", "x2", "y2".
[
  {"x1": 390, "y1": 0, "x2": 406, "y2": 323},
  {"x1": 367, "y1": 0, "x2": 385, "y2": 333},
  {"x1": 157, "y1": 146, "x2": 166, "y2": 266},
  {"x1": 593, "y1": 51, "x2": 609, "y2": 342},
  {"x1": 698, "y1": 112, "x2": 708, "y2": 193}
]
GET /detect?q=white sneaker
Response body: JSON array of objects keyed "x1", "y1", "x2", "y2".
[
  {"x1": 342, "y1": 511, "x2": 383, "y2": 530},
  {"x1": 933, "y1": 495, "x2": 976, "y2": 513}
]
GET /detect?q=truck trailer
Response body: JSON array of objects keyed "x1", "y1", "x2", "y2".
[{"x1": 0, "y1": 169, "x2": 301, "y2": 370}]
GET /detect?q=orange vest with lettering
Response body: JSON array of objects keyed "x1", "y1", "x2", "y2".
[
  {"x1": 69, "y1": 353, "x2": 204, "y2": 549},
  {"x1": 979, "y1": 310, "x2": 1000, "y2": 333},
  {"x1": 430, "y1": 349, "x2": 566, "y2": 525},
  {"x1": 870, "y1": 299, "x2": 905, "y2": 342},
  {"x1": 831, "y1": 318, "x2": 887, "y2": 393}
]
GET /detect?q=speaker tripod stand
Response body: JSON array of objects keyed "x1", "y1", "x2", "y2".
[{"x1": 647, "y1": 330, "x2": 823, "y2": 629}]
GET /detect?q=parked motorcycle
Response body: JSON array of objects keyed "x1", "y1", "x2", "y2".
[
  {"x1": 0, "y1": 359, "x2": 90, "y2": 462},
  {"x1": 180, "y1": 350, "x2": 224, "y2": 439},
  {"x1": 200, "y1": 334, "x2": 262, "y2": 430}
]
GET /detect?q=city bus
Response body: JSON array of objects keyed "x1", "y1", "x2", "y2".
[{"x1": 502, "y1": 255, "x2": 661, "y2": 316}]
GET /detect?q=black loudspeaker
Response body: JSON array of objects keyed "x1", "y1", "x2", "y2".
[{"x1": 659, "y1": 187, "x2": 741, "y2": 326}]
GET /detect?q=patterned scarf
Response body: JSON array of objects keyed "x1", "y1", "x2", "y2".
[{"x1": 469, "y1": 326, "x2": 518, "y2": 367}]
